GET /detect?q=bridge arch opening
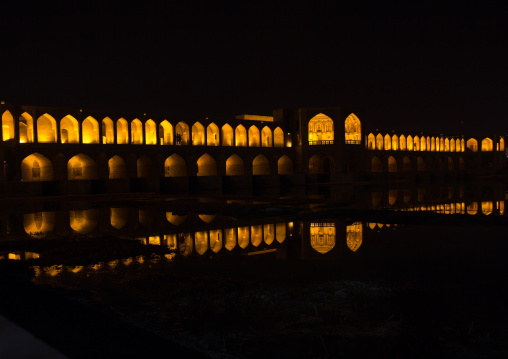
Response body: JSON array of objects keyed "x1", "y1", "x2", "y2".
[
  {"x1": 261, "y1": 126, "x2": 272, "y2": 147},
  {"x1": 137, "y1": 155, "x2": 152, "y2": 178},
  {"x1": 371, "y1": 156, "x2": 382, "y2": 173},
  {"x1": 2, "y1": 110, "x2": 14, "y2": 141},
  {"x1": 159, "y1": 120, "x2": 173, "y2": 145},
  {"x1": 192, "y1": 122, "x2": 205, "y2": 146},
  {"x1": 447, "y1": 157, "x2": 454, "y2": 170},
  {"x1": 392, "y1": 135, "x2": 398, "y2": 150},
  {"x1": 308, "y1": 113, "x2": 334, "y2": 145},
  {"x1": 19, "y1": 112, "x2": 34, "y2": 143},
  {"x1": 388, "y1": 156, "x2": 397, "y2": 172},
  {"x1": 466, "y1": 138, "x2": 478, "y2": 152},
  {"x1": 145, "y1": 119, "x2": 157, "y2": 145},
  {"x1": 274, "y1": 127, "x2": 284, "y2": 147},
  {"x1": 253, "y1": 154, "x2": 270, "y2": 175},
  {"x1": 226, "y1": 154, "x2": 244, "y2": 176},
  {"x1": 82, "y1": 116, "x2": 99, "y2": 144},
  {"x1": 165, "y1": 154, "x2": 187, "y2": 177},
  {"x1": 108, "y1": 155, "x2": 127, "y2": 179},
  {"x1": 68, "y1": 154, "x2": 96, "y2": 180},
  {"x1": 481, "y1": 137, "x2": 493, "y2": 151},
  {"x1": 344, "y1": 113, "x2": 361, "y2": 144},
  {"x1": 367, "y1": 133, "x2": 375, "y2": 149},
  {"x1": 116, "y1": 118, "x2": 128, "y2": 144},
  {"x1": 197, "y1": 153, "x2": 217, "y2": 176},
  {"x1": 60, "y1": 115, "x2": 79, "y2": 144},
  {"x1": 400, "y1": 135, "x2": 407, "y2": 150},
  {"x1": 235, "y1": 125, "x2": 247, "y2": 146},
  {"x1": 309, "y1": 152, "x2": 334, "y2": 174},
  {"x1": 37, "y1": 113, "x2": 57, "y2": 143},
  {"x1": 175, "y1": 122, "x2": 189, "y2": 145},
  {"x1": 278, "y1": 155, "x2": 294, "y2": 174},
  {"x1": 102, "y1": 117, "x2": 114, "y2": 144},
  {"x1": 450, "y1": 138, "x2": 456, "y2": 152},
  {"x1": 21, "y1": 153, "x2": 54, "y2": 181},
  {"x1": 403, "y1": 156, "x2": 411, "y2": 172},
  {"x1": 221, "y1": 124, "x2": 233, "y2": 146},
  {"x1": 407, "y1": 135, "x2": 413, "y2": 151},
  {"x1": 248, "y1": 125, "x2": 260, "y2": 147},
  {"x1": 384, "y1": 134, "x2": 391, "y2": 150},
  {"x1": 376, "y1": 134, "x2": 383, "y2": 150},
  {"x1": 131, "y1": 119, "x2": 143, "y2": 144},
  {"x1": 417, "y1": 156, "x2": 425, "y2": 171},
  {"x1": 207, "y1": 123, "x2": 220, "y2": 146}
]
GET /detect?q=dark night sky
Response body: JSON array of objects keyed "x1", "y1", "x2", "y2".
[{"x1": 1, "y1": 0, "x2": 507, "y2": 135}]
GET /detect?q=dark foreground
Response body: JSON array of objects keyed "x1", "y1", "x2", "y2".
[{"x1": 1, "y1": 209, "x2": 508, "y2": 358}]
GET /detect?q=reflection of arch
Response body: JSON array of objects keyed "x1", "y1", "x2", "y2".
[
  {"x1": 102, "y1": 117, "x2": 114, "y2": 144},
  {"x1": 251, "y1": 225, "x2": 262, "y2": 247},
  {"x1": 159, "y1": 120, "x2": 173, "y2": 145},
  {"x1": 166, "y1": 212, "x2": 187, "y2": 226},
  {"x1": 82, "y1": 116, "x2": 99, "y2": 144},
  {"x1": 206, "y1": 123, "x2": 220, "y2": 146},
  {"x1": 192, "y1": 122, "x2": 205, "y2": 145},
  {"x1": 210, "y1": 230, "x2": 222, "y2": 253},
  {"x1": 195, "y1": 231, "x2": 208, "y2": 255},
  {"x1": 21, "y1": 153, "x2": 54, "y2": 181},
  {"x1": 226, "y1": 154, "x2": 244, "y2": 176},
  {"x1": 308, "y1": 113, "x2": 334, "y2": 144},
  {"x1": 388, "y1": 156, "x2": 397, "y2": 172},
  {"x1": 175, "y1": 122, "x2": 189, "y2": 145},
  {"x1": 60, "y1": 115, "x2": 79, "y2": 143},
  {"x1": 466, "y1": 138, "x2": 478, "y2": 152},
  {"x1": 371, "y1": 156, "x2": 382, "y2": 173},
  {"x1": 197, "y1": 154, "x2": 217, "y2": 176},
  {"x1": 253, "y1": 154, "x2": 270, "y2": 175},
  {"x1": 108, "y1": 155, "x2": 127, "y2": 179},
  {"x1": 165, "y1": 154, "x2": 187, "y2": 177},
  {"x1": 131, "y1": 119, "x2": 143, "y2": 144},
  {"x1": 70, "y1": 209, "x2": 98, "y2": 234},
  {"x1": 309, "y1": 152, "x2": 334, "y2": 174},
  {"x1": 145, "y1": 119, "x2": 157, "y2": 145},
  {"x1": 261, "y1": 126, "x2": 272, "y2": 147},
  {"x1": 344, "y1": 113, "x2": 361, "y2": 144},
  {"x1": 417, "y1": 156, "x2": 425, "y2": 171},
  {"x1": 2, "y1": 110, "x2": 14, "y2": 141},
  {"x1": 276, "y1": 223, "x2": 286, "y2": 243},
  {"x1": 37, "y1": 113, "x2": 57, "y2": 143},
  {"x1": 346, "y1": 222, "x2": 362, "y2": 252},
  {"x1": 274, "y1": 127, "x2": 284, "y2": 147},
  {"x1": 278, "y1": 155, "x2": 294, "y2": 174},
  {"x1": 116, "y1": 118, "x2": 128, "y2": 144},
  {"x1": 110, "y1": 208, "x2": 128, "y2": 229},
  {"x1": 367, "y1": 133, "x2": 375, "y2": 149},
  {"x1": 238, "y1": 226, "x2": 249, "y2": 249},
  {"x1": 481, "y1": 138, "x2": 493, "y2": 151},
  {"x1": 68, "y1": 154, "x2": 97, "y2": 180},
  {"x1": 248, "y1": 125, "x2": 260, "y2": 147},
  {"x1": 221, "y1": 124, "x2": 233, "y2": 146},
  {"x1": 137, "y1": 156, "x2": 152, "y2": 178},
  {"x1": 310, "y1": 222, "x2": 335, "y2": 254},
  {"x1": 24, "y1": 211, "x2": 55, "y2": 238},
  {"x1": 19, "y1": 112, "x2": 34, "y2": 143},
  {"x1": 224, "y1": 228, "x2": 237, "y2": 251}
]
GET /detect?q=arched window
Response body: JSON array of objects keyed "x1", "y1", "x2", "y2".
[
  {"x1": 175, "y1": 122, "x2": 189, "y2": 145},
  {"x1": 108, "y1": 155, "x2": 127, "y2": 179},
  {"x1": 384, "y1": 134, "x2": 391, "y2": 150},
  {"x1": 413, "y1": 136, "x2": 420, "y2": 151},
  {"x1": 399, "y1": 135, "x2": 406, "y2": 151},
  {"x1": 68, "y1": 154, "x2": 97, "y2": 180},
  {"x1": 367, "y1": 133, "x2": 375, "y2": 149},
  {"x1": 392, "y1": 135, "x2": 398, "y2": 151},
  {"x1": 308, "y1": 113, "x2": 334, "y2": 145},
  {"x1": 407, "y1": 135, "x2": 413, "y2": 151},
  {"x1": 376, "y1": 134, "x2": 383, "y2": 150},
  {"x1": 344, "y1": 113, "x2": 361, "y2": 144},
  {"x1": 481, "y1": 138, "x2": 493, "y2": 151},
  {"x1": 450, "y1": 138, "x2": 456, "y2": 152}
]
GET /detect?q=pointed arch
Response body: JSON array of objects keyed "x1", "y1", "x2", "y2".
[
  {"x1": 417, "y1": 156, "x2": 425, "y2": 171},
  {"x1": 447, "y1": 156, "x2": 454, "y2": 170},
  {"x1": 82, "y1": 116, "x2": 99, "y2": 144},
  {"x1": 253, "y1": 154, "x2": 270, "y2": 175},
  {"x1": 376, "y1": 134, "x2": 383, "y2": 150},
  {"x1": 261, "y1": 126, "x2": 272, "y2": 147},
  {"x1": 68, "y1": 154, "x2": 97, "y2": 180},
  {"x1": 145, "y1": 119, "x2": 157, "y2": 145},
  {"x1": 309, "y1": 153, "x2": 334, "y2": 174},
  {"x1": 235, "y1": 125, "x2": 247, "y2": 146},
  {"x1": 175, "y1": 122, "x2": 189, "y2": 145},
  {"x1": 192, "y1": 122, "x2": 205, "y2": 145},
  {"x1": 392, "y1": 134, "x2": 398, "y2": 150},
  {"x1": 444, "y1": 138, "x2": 450, "y2": 152},
  {"x1": 399, "y1": 135, "x2": 406, "y2": 151},
  {"x1": 60, "y1": 115, "x2": 79, "y2": 143},
  {"x1": 226, "y1": 154, "x2": 244, "y2": 176},
  {"x1": 403, "y1": 156, "x2": 411, "y2": 172},
  {"x1": 450, "y1": 138, "x2": 456, "y2": 152},
  {"x1": 274, "y1": 127, "x2": 284, "y2": 147},
  {"x1": 108, "y1": 155, "x2": 127, "y2": 179},
  {"x1": 221, "y1": 124, "x2": 234, "y2": 146},
  {"x1": 388, "y1": 156, "x2": 397, "y2": 172},
  {"x1": 467, "y1": 138, "x2": 478, "y2": 152},
  {"x1": 206, "y1": 123, "x2": 220, "y2": 146},
  {"x1": 346, "y1": 223, "x2": 363, "y2": 252},
  {"x1": 481, "y1": 137, "x2": 493, "y2": 151},
  {"x1": 116, "y1": 118, "x2": 128, "y2": 144},
  {"x1": 159, "y1": 120, "x2": 173, "y2": 145},
  {"x1": 137, "y1": 155, "x2": 152, "y2": 178},
  {"x1": 344, "y1": 113, "x2": 361, "y2": 144},
  {"x1": 430, "y1": 137, "x2": 436, "y2": 151},
  {"x1": 102, "y1": 117, "x2": 114, "y2": 144},
  {"x1": 384, "y1": 134, "x2": 391, "y2": 150},
  {"x1": 248, "y1": 125, "x2": 260, "y2": 147},
  {"x1": 197, "y1": 153, "x2": 217, "y2": 176},
  {"x1": 412, "y1": 136, "x2": 419, "y2": 151},
  {"x1": 426, "y1": 136, "x2": 431, "y2": 151},
  {"x1": 308, "y1": 113, "x2": 334, "y2": 144},
  {"x1": 2, "y1": 110, "x2": 14, "y2": 141},
  {"x1": 371, "y1": 156, "x2": 382, "y2": 172},
  {"x1": 165, "y1": 154, "x2": 187, "y2": 177},
  {"x1": 21, "y1": 153, "x2": 53, "y2": 181},
  {"x1": 37, "y1": 113, "x2": 57, "y2": 143},
  {"x1": 278, "y1": 155, "x2": 294, "y2": 174},
  {"x1": 310, "y1": 223, "x2": 335, "y2": 254},
  {"x1": 19, "y1": 112, "x2": 34, "y2": 143},
  {"x1": 367, "y1": 133, "x2": 375, "y2": 149},
  {"x1": 131, "y1": 118, "x2": 143, "y2": 144}
]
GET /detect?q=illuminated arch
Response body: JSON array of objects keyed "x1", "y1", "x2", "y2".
[
  {"x1": 206, "y1": 123, "x2": 220, "y2": 146},
  {"x1": 19, "y1": 112, "x2": 34, "y2": 143},
  {"x1": 24, "y1": 211, "x2": 55, "y2": 238},
  {"x1": 195, "y1": 231, "x2": 208, "y2": 255},
  {"x1": 210, "y1": 230, "x2": 222, "y2": 253},
  {"x1": 82, "y1": 116, "x2": 99, "y2": 144},
  {"x1": 21, "y1": 153, "x2": 53, "y2": 181},
  {"x1": 248, "y1": 125, "x2": 260, "y2": 147},
  {"x1": 221, "y1": 124, "x2": 233, "y2": 146},
  {"x1": 224, "y1": 228, "x2": 237, "y2": 251},
  {"x1": 430, "y1": 137, "x2": 436, "y2": 151},
  {"x1": 371, "y1": 156, "x2": 382, "y2": 172},
  {"x1": 450, "y1": 138, "x2": 456, "y2": 152},
  {"x1": 407, "y1": 135, "x2": 413, "y2": 151},
  {"x1": 37, "y1": 113, "x2": 57, "y2": 143},
  {"x1": 384, "y1": 134, "x2": 391, "y2": 150},
  {"x1": 159, "y1": 120, "x2": 173, "y2": 145},
  {"x1": 426, "y1": 136, "x2": 431, "y2": 151},
  {"x1": 308, "y1": 113, "x2": 334, "y2": 144},
  {"x1": 346, "y1": 223, "x2": 362, "y2": 252},
  {"x1": 481, "y1": 137, "x2": 493, "y2": 151},
  {"x1": 131, "y1": 119, "x2": 143, "y2": 144},
  {"x1": 108, "y1": 155, "x2": 127, "y2": 179},
  {"x1": 235, "y1": 125, "x2": 247, "y2": 146},
  {"x1": 309, "y1": 153, "x2": 334, "y2": 174},
  {"x1": 197, "y1": 153, "x2": 217, "y2": 176},
  {"x1": 499, "y1": 137, "x2": 505, "y2": 151},
  {"x1": 413, "y1": 136, "x2": 420, "y2": 151},
  {"x1": 466, "y1": 138, "x2": 478, "y2": 152},
  {"x1": 116, "y1": 118, "x2": 128, "y2": 144},
  {"x1": 444, "y1": 138, "x2": 450, "y2": 152},
  {"x1": 253, "y1": 154, "x2": 270, "y2": 175},
  {"x1": 110, "y1": 208, "x2": 128, "y2": 229},
  {"x1": 102, "y1": 117, "x2": 114, "y2": 144},
  {"x1": 274, "y1": 127, "x2": 284, "y2": 147},
  {"x1": 399, "y1": 135, "x2": 406, "y2": 150},
  {"x1": 175, "y1": 122, "x2": 189, "y2": 145},
  {"x1": 388, "y1": 156, "x2": 397, "y2": 172},
  {"x1": 403, "y1": 156, "x2": 411, "y2": 172},
  {"x1": 376, "y1": 134, "x2": 383, "y2": 150},
  {"x1": 278, "y1": 155, "x2": 294, "y2": 174},
  {"x1": 264, "y1": 224, "x2": 275, "y2": 245},
  {"x1": 417, "y1": 156, "x2": 425, "y2": 171},
  {"x1": 165, "y1": 154, "x2": 187, "y2": 177},
  {"x1": 166, "y1": 212, "x2": 187, "y2": 226},
  {"x1": 2, "y1": 110, "x2": 14, "y2": 141},
  {"x1": 145, "y1": 119, "x2": 157, "y2": 145},
  {"x1": 344, "y1": 113, "x2": 361, "y2": 144},
  {"x1": 237, "y1": 226, "x2": 250, "y2": 249},
  {"x1": 60, "y1": 115, "x2": 79, "y2": 144},
  {"x1": 276, "y1": 223, "x2": 286, "y2": 243},
  {"x1": 261, "y1": 126, "x2": 272, "y2": 147},
  {"x1": 192, "y1": 122, "x2": 205, "y2": 145},
  {"x1": 391, "y1": 135, "x2": 398, "y2": 151},
  {"x1": 68, "y1": 154, "x2": 97, "y2": 180},
  {"x1": 310, "y1": 223, "x2": 335, "y2": 254},
  {"x1": 367, "y1": 133, "x2": 375, "y2": 149},
  {"x1": 226, "y1": 154, "x2": 244, "y2": 176},
  {"x1": 137, "y1": 155, "x2": 152, "y2": 178},
  {"x1": 251, "y1": 225, "x2": 262, "y2": 247}
]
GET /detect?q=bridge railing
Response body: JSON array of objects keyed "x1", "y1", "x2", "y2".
[{"x1": 308, "y1": 140, "x2": 334, "y2": 145}]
